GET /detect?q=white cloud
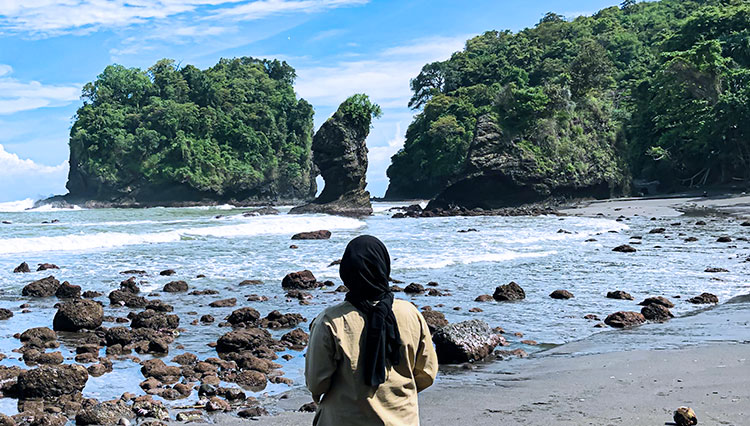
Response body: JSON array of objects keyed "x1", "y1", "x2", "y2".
[
  {"x1": 369, "y1": 122, "x2": 403, "y2": 165},
  {"x1": 0, "y1": 64, "x2": 81, "y2": 115},
  {"x1": 0, "y1": 143, "x2": 67, "y2": 176},
  {"x1": 0, "y1": 0, "x2": 366, "y2": 36}
]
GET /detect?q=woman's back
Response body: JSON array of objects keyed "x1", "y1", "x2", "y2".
[{"x1": 306, "y1": 298, "x2": 438, "y2": 426}]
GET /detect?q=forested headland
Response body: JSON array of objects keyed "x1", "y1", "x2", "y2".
[{"x1": 386, "y1": 0, "x2": 750, "y2": 205}]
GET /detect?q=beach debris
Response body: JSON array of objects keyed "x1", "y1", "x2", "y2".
[
  {"x1": 421, "y1": 309, "x2": 449, "y2": 333},
  {"x1": 432, "y1": 319, "x2": 506, "y2": 364},
  {"x1": 638, "y1": 296, "x2": 675, "y2": 308},
  {"x1": 53, "y1": 299, "x2": 104, "y2": 332},
  {"x1": 549, "y1": 289, "x2": 574, "y2": 299},
  {"x1": 612, "y1": 244, "x2": 637, "y2": 253},
  {"x1": 163, "y1": 280, "x2": 188, "y2": 292},
  {"x1": 688, "y1": 292, "x2": 719, "y2": 304},
  {"x1": 704, "y1": 267, "x2": 728, "y2": 273},
  {"x1": 716, "y1": 236, "x2": 732, "y2": 242},
  {"x1": 404, "y1": 283, "x2": 425, "y2": 294},
  {"x1": 604, "y1": 311, "x2": 646, "y2": 328},
  {"x1": 281, "y1": 270, "x2": 322, "y2": 290},
  {"x1": 291, "y1": 230, "x2": 331, "y2": 240},
  {"x1": 674, "y1": 406, "x2": 698, "y2": 426},
  {"x1": 493, "y1": 281, "x2": 526, "y2": 301},
  {"x1": 13, "y1": 262, "x2": 30, "y2": 273},
  {"x1": 606, "y1": 290, "x2": 634, "y2": 300},
  {"x1": 55, "y1": 281, "x2": 82, "y2": 299},
  {"x1": 640, "y1": 304, "x2": 673, "y2": 322},
  {"x1": 22, "y1": 275, "x2": 61, "y2": 297}
]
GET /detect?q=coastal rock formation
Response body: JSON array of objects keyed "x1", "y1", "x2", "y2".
[
  {"x1": 216, "y1": 328, "x2": 278, "y2": 355},
  {"x1": 639, "y1": 296, "x2": 674, "y2": 309},
  {"x1": 290, "y1": 95, "x2": 379, "y2": 217},
  {"x1": 281, "y1": 270, "x2": 321, "y2": 290},
  {"x1": 493, "y1": 281, "x2": 525, "y2": 301},
  {"x1": 689, "y1": 292, "x2": 719, "y2": 304},
  {"x1": 53, "y1": 299, "x2": 104, "y2": 332},
  {"x1": 613, "y1": 244, "x2": 637, "y2": 253},
  {"x1": 641, "y1": 304, "x2": 673, "y2": 322},
  {"x1": 55, "y1": 281, "x2": 81, "y2": 299},
  {"x1": 604, "y1": 311, "x2": 646, "y2": 328},
  {"x1": 549, "y1": 289, "x2": 574, "y2": 299},
  {"x1": 421, "y1": 309, "x2": 449, "y2": 333},
  {"x1": 607, "y1": 290, "x2": 634, "y2": 300},
  {"x1": 424, "y1": 114, "x2": 623, "y2": 209},
  {"x1": 75, "y1": 400, "x2": 132, "y2": 425},
  {"x1": 432, "y1": 319, "x2": 506, "y2": 364},
  {"x1": 163, "y1": 280, "x2": 188, "y2": 292},
  {"x1": 291, "y1": 230, "x2": 331, "y2": 240},
  {"x1": 16, "y1": 364, "x2": 88, "y2": 399},
  {"x1": 22, "y1": 276, "x2": 61, "y2": 297},
  {"x1": 13, "y1": 262, "x2": 30, "y2": 273}
]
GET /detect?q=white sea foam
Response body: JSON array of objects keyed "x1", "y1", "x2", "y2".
[
  {"x1": 0, "y1": 199, "x2": 85, "y2": 212},
  {"x1": 394, "y1": 250, "x2": 557, "y2": 270},
  {"x1": 0, "y1": 214, "x2": 365, "y2": 254}
]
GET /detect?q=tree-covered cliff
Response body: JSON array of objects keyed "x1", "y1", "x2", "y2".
[
  {"x1": 386, "y1": 0, "x2": 750, "y2": 203},
  {"x1": 67, "y1": 57, "x2": 316, "y2": 205}
]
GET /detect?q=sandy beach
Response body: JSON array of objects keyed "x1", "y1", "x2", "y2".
[{"x1": 560, "y1": 192, "x2": 750, "y2": 219}]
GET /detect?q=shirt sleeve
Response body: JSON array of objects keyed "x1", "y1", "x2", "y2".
[
  {"x1": 413, "y1": 311, "x2": 438, "y2": 392},
  {"x1": 305, "y1": 314, "x2": 339, "y2": 402}
]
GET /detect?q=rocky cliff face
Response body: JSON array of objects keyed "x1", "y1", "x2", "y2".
[
  {"x1": 289, "y1": 97, "x2": 374, "y2": 217},
  {"x1": 427, "y1": 114, "x2": 623, "y2": 210}
]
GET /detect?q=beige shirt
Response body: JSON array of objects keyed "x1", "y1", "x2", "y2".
[{"x1": 305, "y1": 299, "x2": 438, "y2": 426}]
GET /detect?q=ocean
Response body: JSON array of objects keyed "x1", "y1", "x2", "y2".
[{"x1": 1, "y1": 200, "x2": 748, "y2": 414}]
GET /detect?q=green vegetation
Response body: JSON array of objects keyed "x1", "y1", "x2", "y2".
[
  {"x1": 386, "y1": 0, "x2": 750, "y2": 198},
  {"x1": 67, "y1": 57, "x2": 315, "y2": 201}
]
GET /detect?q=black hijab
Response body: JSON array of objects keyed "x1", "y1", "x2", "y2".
[{"x1": 340, "y1": 235, "x2": 402, "y2": 387}]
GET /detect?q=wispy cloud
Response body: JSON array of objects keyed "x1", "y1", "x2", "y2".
[
  {"x1": 0, "y1": 0, "x2": 367, "y2": 37},
  {"x1": 0, "y1": 143, "x2": 67, "y2": 176},
  {"x1": 0, "y1": 65, "x2": 80, "y2": 115}
]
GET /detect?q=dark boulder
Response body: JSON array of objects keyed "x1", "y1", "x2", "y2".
[
  {"x1": 432, "y1": 319, "x2": 506, "y2": 364},
  {"x1": 105, "y1": 326, "x2": 134, "y2": 346},
  {"x1": 280, "y1": 328, "x2": 309, "y2": 348},
  {"x1": 75, "y1": 400, "x2": 132, "y2": 425},
  {"x1": 119, "y1": 277, "x2": 140, "y2": 293},
  {"x1": 492, "y1": 281, "x2": 525, "y2": 301},
  {"x1": 291, "y1": 230, "x2": 332, "y2": 240},
  {"x1": 216, "y1": 328, "x2": 277, "y2": 354},
  {"x1": 37, "y1": 263, "x2": 59, "y2": 271},
  {"x1": 421, "y1": 310, "x2": 449, "y2": 333},
  {"x1": 606, "y1": 290, "x2": 633, "y2": 300},
  {"x1": 131, "y1": 310, "x2": 179, "y2": 330},
  {"x1": 716, "y1": 236, "x2": 732, "y2": 242},
  {"x1": 281, "y1": 270, "x2": 320, "y2": 290},
  {"x1": 16, "y1": 364, "x2": 88, "y2": 399},
  {"x1": 674, "y1": 407, "x2": 698, "y2": 426},
  {"x1": 638, "y1": 296, "x2": 675, "y2": 309},
  {"x1": 0, "y1": 308, "x2": 13, "y2": 320},
  {"x1": 208, "y1": 298, "x2": 236, "y2": 308},
  {"x1": 258, "y1": 310, "x2": 305, "y2": 329},
  {"x1": 163, "y1": 280, "x2": 188, "y2": 292},
  {"x1": 108, "y1": 290, "x2": 148, "y2": 308},
  {"x1": 288, "y1": 96, "x2": 375, "y2": 217},
  {"x1": 53, "y1": 299, "x2": 103, "y2": 331},
  {"x1": 243, "y1": 206, "x2": 280, "y2": 216},
  {"x1": 704, "y1": 267, "x2": 728, "y2": 273},
  {"x1": 20, "y1": 327, "x2": 57, "y2": 345},
  {"x1": 404, "y1": 283, "x2": 425, "y2": 294},
  {"x1": 226, "y1": 307, "x2": 261, "y2": 325},
  {"x1": 22, "y1": 276, "x2": 60, "y2": 297},
  {"x1": 474, "y1": 294, "x2": 493, "y2": 302},
  {"x1": 641, "y1": 304, "x2": 674, "y2": 322},
  {"x1": 612, "y1": 244, "x2": 637, "y2": 253},
  {"x1": 688, "y1": 293, "x2": 719, "y2": 304},
  {"x1": 160, "y1": 269, "x2": 176, "y2": 276},
  {"x1": 604, "y1": 311, "x2": 646, "y2": 328},
  {"x1": 549, "y1": 289, "x2": 574, "y2": 299},
  {"x1": 13, "y1": 262, "x2": 30, "y2": 273},
  {"x1": 239, "y1": 279, "x2": 263, "y2": 286},
  {"x1": 55, "y1": 281, "x2": 81, "y2": 299}
]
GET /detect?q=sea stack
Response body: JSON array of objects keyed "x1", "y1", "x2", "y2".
[{"x1": 290, "y1": 94, "x2": 379, "y2": 217}]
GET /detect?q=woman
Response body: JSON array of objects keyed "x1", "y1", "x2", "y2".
[{"x1": 305, "y1": 235, "x2": 438, "y2": 426}]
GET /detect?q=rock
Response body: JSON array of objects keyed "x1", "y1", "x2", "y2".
[
  {"x1": 549, "y1": 289, "x2": 574, "y2": 299},
  {"x1": 0, "y1": 308, "x2": 13, "y2": 320},
  {"x1": 0, "y1": 414, "x2": 14, "y2": 426},
  {"x1": 54, "y1": 281, "x2": 81, "y2": 299},
  {"x1": 286, "y1": 289, "x2": 312, "y2": 300},
  {"x1": 13, "y1": 262, "x2": 30, "y2": 273},
  {"x1": 159, "y1": 269, "x2": 176, "y2": 276},
  {"x1": 216, "y1": 328, "x2": 277, "y2": 354},
  {"x1": 688, "y1": 292, "x2": 719, "y2": 304},
  {"x1": 238, "y1": 407, "x2": 269, "y2": 418},
  {"x1": 427, "y1": 288, "x2": 444, "y2": 296},
  {"x1": 258, "y1": 310, "x2": 305, "y2": 329},
  {"x1": 16, "y1": 364, "x2": 88, "y2": 399},
  {"x1": 145, "y1": 300, "x2": 173, "y2": 312},
  {"x1": 226, "y1": 307, "x2": 261, "y2": 325},
  {"x1": 648, "y1": 228, "x2": 665, "y2": 234},
  {"x1": 606, "y1": 290, "x2": 633, "y2": 300},
  {"x1": 76, "y1": 400, "x2": 132, "y2": 425},
  {"x1": 171, "y1": 353, "x2": 197, "y2": 365},
  {"x1": 82, "y1": 290, "x2": 102, "y2": 298},
  {"x1": 235, "y1": 370, "x2": 267, "y2": 391},
  {"x1": 404, "y1": 283, "x2": 425, "y2": 294},
  {"x1": 119, "y1": 277, "x2": 140, "y2": 293},
  {"x1": 105, "y1": 327, "x2": 135, "y2": 346},
  {"x1": 162, "y1": 281, "x2": 188, "y2": 292},
  {"x1": 281, "y1": 270, "x2": 320, "y2": 290},
  {"x1": 53, "y1": 299, "x2": 103, "y2": 331},
  {"x1": 421, "y1": 310, "x2": 449, "y2": 333},
  {"x1": 717, "y1": 236, "x2": 732, "y2": 242},
  {"x1": 37, "y1": 263, "x2": 59, "y2": 271},
  {"x1": 22, "y1": 276, "x2": 60, "y2": 297},
  {"x1": 108, "y1": 290, "x2": 148, "y2": 308},
  {"x1": 704, "y1": 267, "x2": 728, "y2": 273},
  {"x1": 432, "y1": 320, "x2": 505, "y2": 364},
  {"x1": 200, "y1": 315, "x2": 215, "y2": 324},
  {"x1": 493, "y1": 281, "x2": 525, "y2": 301},
  {"x1": 685, "y1": 237, "x2": 699, "y2": 242},
  {"x1": 612, "y1": 244, "x2": 637, "y2": 253},
  {"x1": 20, "y1": 327, "x2": 57, "y2": 345},
  {"x1": 205, "y1": 397, "x2": 231, "y2": 412},
  {"x1": 148, "y1": 338, "x2": 169, "y2": 354},
  {"x1": 288, "y1": 96, "x2": 375, "y2": 217},
  {"x1": 131, "y1": 310, "x2": 179, "y2": 330},
  {"x1": 641, "y1": 304, "x2": 673, "y2": 322},
  {"x1": 604, "y1": 311, "x2": 646, "y2": 328},
  {"x1": 280, "y1": 328, "x2": 309, "y2": 348},
  {"x1": 474, "y1": 294, "x2": 493, "y2": 302},
  {"x1": 140, "y1": 359, "x2": 181, "y2": 382},
  {"x1": 189, "y1": 289, "x2": 218, "y2": 295},
  {"x1": 298, "y1": 402, "x2": 318, "y2": 413},
  {"x1": 291, "y1": 230, "x2": 332, "y2": 240},
  {"x1": 583, "y1": 314, "x2": 600, "y2": 321},
  {"x1": 208, "y1": 298, "x2": 236, "y2": 308},
  {"x1": 239, "y1": 279, "x2": 263, "y2": 286},
  {"x1": 674, "y1": 406, "x2": 698, "y2": 426},
  {"x1": 638, "y1": 296, "x2": 675, "y2": 308}
]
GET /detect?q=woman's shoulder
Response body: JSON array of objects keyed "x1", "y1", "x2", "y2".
[
  {"x1": 392, "y1": 298, "x2": 421, "y2": 315},
  {"x1": 314, "y1": 300, "x2": 359, "y2": 323}
]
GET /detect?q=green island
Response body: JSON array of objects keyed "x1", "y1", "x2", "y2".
[{"x1": 386, "y1": 0, "x2": 750, "y2": 206}]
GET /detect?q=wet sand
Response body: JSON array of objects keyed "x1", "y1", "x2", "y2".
[{"x1": 560, "y1": 193, "x2": 750, "y2": 218}]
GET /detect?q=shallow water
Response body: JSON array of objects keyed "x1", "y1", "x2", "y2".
[{"x1": 1, "y1": 201, "x2": 749, "y2": 414}]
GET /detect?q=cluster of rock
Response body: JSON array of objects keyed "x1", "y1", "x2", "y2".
[{"x1": 390, "y1": 203, "x2": 557, "y2": 219}]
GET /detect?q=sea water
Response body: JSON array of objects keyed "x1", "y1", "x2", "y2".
[{"x1": 0, "y1": 201, "x2": 748, "y2": 412}]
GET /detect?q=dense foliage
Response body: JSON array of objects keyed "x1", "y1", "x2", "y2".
[
  {"x1": 386, "y1": 0, "x2": 750, "y2": 199},
  {"x1": 67, "y1": 57, "x2": 315, "y2": 202}
]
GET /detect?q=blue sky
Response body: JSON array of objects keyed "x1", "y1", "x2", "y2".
[{"x1": 0, "y1": 0, "x2": 622, "y2": 202}]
